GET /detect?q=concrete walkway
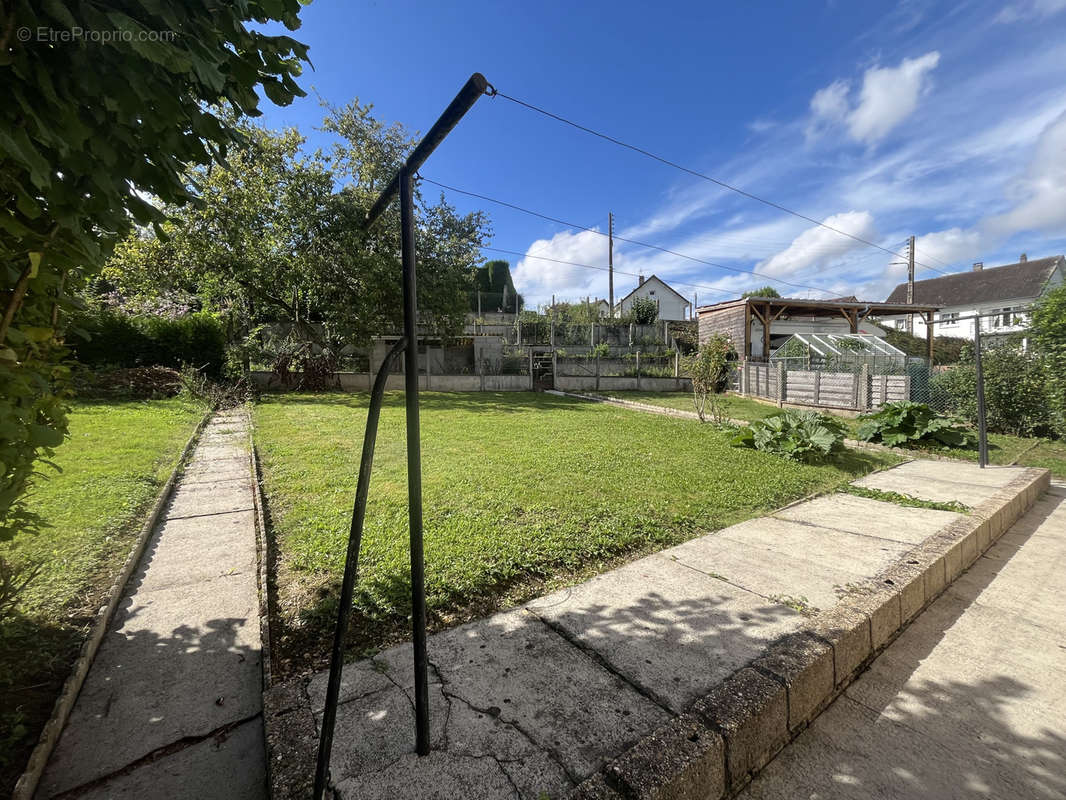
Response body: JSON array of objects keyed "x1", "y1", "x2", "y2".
[
  {"x1": 268, "y1": 459, "x2": 1043, "y2": 799},
  {"x1": 741, "y1": 481, "x2": 1066, "y2": 800},
  {"x1": 38, "y1": 409, "x2": 265, "y2": 799}
]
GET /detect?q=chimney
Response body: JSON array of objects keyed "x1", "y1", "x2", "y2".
[
  {"x1": 1019, "y1": 253, "x2": 1027, "y2": 262},
  {"x1": 638, "y1": 274, "x2": 645, "y2": 286},
  {"x1": 972, "y1": 262, "x2": 983, "y2": 271}
]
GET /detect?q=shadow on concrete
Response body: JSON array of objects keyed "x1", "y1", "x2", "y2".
[{"x1": 746, "y1": 488, "x2": 1066, "y2": 800}]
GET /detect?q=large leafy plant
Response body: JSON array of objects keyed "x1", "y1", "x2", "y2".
[
  {"x1": 856, "y1": 401, "x2": 976, "y2": 449},
  {"x1": 731, "y1": 410, "x2": 848, "y2": 463}
]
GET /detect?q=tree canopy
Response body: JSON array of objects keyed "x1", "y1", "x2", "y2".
[
  {"x1": 1, "y1": 1, "x2": 309, "y2": 538},
  {"x1": 741, "y1": 286, "x2": 782, "y2": 298}
]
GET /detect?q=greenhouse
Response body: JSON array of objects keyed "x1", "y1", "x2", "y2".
[{"x1": 769, "y1": 333, "x2": 908, "y2": 372}]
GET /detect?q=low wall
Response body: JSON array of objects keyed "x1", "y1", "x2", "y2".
[
  {"x1": 555, "y1": 375, "x2": 691, "y2": 393},
  {"x1": 249, "y1": 371, "x2": 532, "y2": 392}
]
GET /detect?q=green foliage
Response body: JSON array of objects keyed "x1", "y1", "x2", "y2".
[
  {"x1": 879, "y1": 326, "x2": 968, "y2": 365},
  {"x1": 682, "y1": 334, "x2": 735, "y2": 423},
  {"x1": 1032, "y1": 282, "x2": 1066, "y2": 431},
  {"x1": 856, "y1": 401, "x2": 976, "y2": 449},
  {"x1": 473, "y1": 260, "x2": 522, "y2": 312},
  {"x1": 69, "y1": 310, "x2": 225, "y2": 378},
  {"x1": 841, "y1": 485, "x2": 970, "y2": 513},
  {"x1": 741, "y1": 286, "x2": 781, "y2": 298},
  {"x1": 731, "y1": 410, "x2": 848, "y2": 463},
  {"x1": 931, "y1": 341, "x2": 1057, "y2": 438},
  {"x1": 630, "y1": 296, "x2": 658, "y2": 324},
  {"x1": 1, "y1": 0, "x2": 309, "y2": 536}
]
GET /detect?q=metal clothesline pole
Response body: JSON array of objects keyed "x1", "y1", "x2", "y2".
[{"x1": 313, "y1": 72, "x2": 491, "y2": 800}]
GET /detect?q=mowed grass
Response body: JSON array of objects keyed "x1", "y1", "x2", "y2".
[
  {"x1": 254, "y1": 391, "x2": 897, "y2": 670},
  {"x1": 601, "y1": 390, "x2": 1066, "y2": 479},
  {"x1": 0, "y1": 398, "x2": 203, "y2": 792}
]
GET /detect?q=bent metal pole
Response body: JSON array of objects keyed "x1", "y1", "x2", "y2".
[{"x1": 313, "y1": 72, "x2": 491, "y2": 800}]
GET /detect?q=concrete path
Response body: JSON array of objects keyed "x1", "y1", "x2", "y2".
[
  {"x1": 740, "y1": 481, "x2": 1066, "y2": 800},
  {"x1": 277, "y1": 460, "x2": 1035, "y2": 799},
  {"x1": 38, "y1": 409, "x2": 265, "y2": 799}
]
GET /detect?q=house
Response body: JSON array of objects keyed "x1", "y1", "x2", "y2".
[
  {"x1": 883, "y1": 255, "x2": 1064, "y2": 342},
  {"x1": 614, "y1": 275, "x2": 692, "y2": 320},
  {"x1": 592, "y1": 299, "x2": 611, "y2": 318},
  {"x1": 697, "y1": 296, "x2": 940, "y2": 360}
]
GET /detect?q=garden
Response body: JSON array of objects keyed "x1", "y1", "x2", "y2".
[{"x1": 253, "y1": 390, "x2": 897, "y2": 675}]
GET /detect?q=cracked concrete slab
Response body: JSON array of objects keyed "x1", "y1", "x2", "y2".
[
  {"x1": 527, "y1": 554, "x2": 805, "y2": 712},
  {"x1": 72, "y1": 719, "x2": 266, "y2": 800},
  {"x1": 39, "y1": 412, "x2": 265, "y2": 799}
]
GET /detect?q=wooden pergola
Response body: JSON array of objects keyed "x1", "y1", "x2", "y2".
[{"x1": 696, "y1": 296, "x2": 942, "y2": 362}]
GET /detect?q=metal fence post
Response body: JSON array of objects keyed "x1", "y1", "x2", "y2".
[{"x1": 974, "y1": 317, "x2": 989, "y2": 467}]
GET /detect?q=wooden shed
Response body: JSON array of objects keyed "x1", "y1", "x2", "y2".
[{"x1": 697, "y1": 296, "x2": 942, "y2": 362}]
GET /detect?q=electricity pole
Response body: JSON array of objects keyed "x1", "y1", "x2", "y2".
[
  {"x1": 608, "y1": 211, "x2": 614, "y2": 318},
  {"x1": 906, "y1": 235, "x2": 915, "y2": 335}
]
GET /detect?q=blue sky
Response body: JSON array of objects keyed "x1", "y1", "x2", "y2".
[{"x1": 257, "y1": 0, "x2": 1066, "y2": 309}]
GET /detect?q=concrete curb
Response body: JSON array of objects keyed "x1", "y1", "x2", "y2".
[
  {"x1": 248, "y1": 417, "x2": 274, "y2": 691},
  {"x1": 569, "y1": 466, "x2": 1051, "y2": 799},
  {"x1": 12, "y1": 405, "x2": 216, "y2": 800}
]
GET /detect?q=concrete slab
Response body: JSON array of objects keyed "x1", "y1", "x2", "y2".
[
  {"x1": 853, "y1": 461, "x2": 1023, "y2": 507},
  {"x1": 527, "y1": 554, "x2": 805, "y2": 712},
  {"x1": 427, "y1": 609, "x2": 672, "y2": 781},
  {"x1": 740, "y1": 474, "x2": 1066, "y2": 800},
  {"x1": 73, "y1": 720, "x2": 266, "y2": 800},
  {"x1": 772, "y1": 493, "x2": 961, "y2": 545},
  {"x1": 39, "y1": 411, "x2": 265, "y2": 799}
]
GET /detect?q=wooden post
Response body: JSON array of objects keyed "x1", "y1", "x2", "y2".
[
  {"x1": 744, "y1": 303, "x2": 752, "y2": 360},
  {"x1": 635, "y1": 351, "x2": 641, "y2": 390},
  {"x1": 777, "y1": 361, "x2": 786, "y2": 407},
  {"x1": 763, "y1": 302, "x2": 771, "y2": 359},
  {"x1": 813, "y1": 370, "x2": 822, "y2": 406},
  {"x1": 674, "y1": 350, "x2": 679, "y2": 377},
  {"x1": 552, "y1": 348, "x2": 557, "y2": 392},
  {"x1": 858, "y1": 364, "x2": 870, "y2": 409},
  {"x1": 517, "y1": 316, "x2": 522, "y2": 346},
  {"x1": 529, "y1": 348, "x2": 534, "y2": 390}
]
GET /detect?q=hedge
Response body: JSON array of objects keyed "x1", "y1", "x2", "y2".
[{"x1": 70, "y1": 310, "x2": 226, "y2": 378}]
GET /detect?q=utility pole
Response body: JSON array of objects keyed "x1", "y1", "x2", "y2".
[
  {"x1": 608, "y1": 211, "x2": 615, "y2": 318},
  {"x1": 906, "y1": 235, "x2": 915, "y2": 335}
]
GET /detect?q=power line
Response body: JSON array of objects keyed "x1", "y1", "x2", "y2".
[
  {"x1": 490, "y1": 90, "x2": 951, "y2": 277},
  {"x1": 481, "y1": 246, "x2": 737, "y2": 298},
  {"x1": 420, "y1": 176, "x2": 837, "y2": 296}
]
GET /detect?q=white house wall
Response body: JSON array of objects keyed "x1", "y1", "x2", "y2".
[{"x1": 617, "y1": 277, "x2": 692, "y2": 320}]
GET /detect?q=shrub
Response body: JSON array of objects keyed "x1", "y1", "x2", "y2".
[
  {"x1": 69, "y1": 310, "x2": 226, "y2": 378},
  {"x1": 930, "y1": 341, "x2": 1056, "y2": 438},
  {"x1": 1032, "y1": 283, "x2": 1066, "y2": 433},
  {"x1": 731, "y1": 410, "x2": 848, "y2": 463},
  {"x1": 682, "y1": 334, "x2": 734, "y2": 423},
  {"x1": 630, "y1": 296, "x2": 658, "y2": 325},
  {"x1": 857, "y1": 401, "x2": 976, "y2": 449}
]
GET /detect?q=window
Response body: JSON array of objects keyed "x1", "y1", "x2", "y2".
[
  {"x1": 990, "y1": 307, "x2": 1028, "y2": 328},
  {"x1": 938, "y1": 311, "x2": 958, "y2": 326}
]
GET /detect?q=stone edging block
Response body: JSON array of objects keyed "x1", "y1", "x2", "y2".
[{"x1": 567, "y1": 466, "x2": 1050, "y2": 800}]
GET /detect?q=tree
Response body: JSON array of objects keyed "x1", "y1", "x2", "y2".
[
  {"x1": 105, "y1": 103, "x2": 491, "y2": 374},
  {"x1": 1, "y1": 2, "x2": 309, "y2": 539},
  {"x1": 473, "y1": 260, "x2": 522, "y2": 313},
  {"x1": 1031, "y1": 283, "x2": 1066, "y2": 434},
  {"x1": 742, "y1": 286, "x2": 781, "y2": 298},
  {"x1": 682, "y1": 334, "x2": 735, "y2": 423},
  {"x1": 631, "y1": 296, "x2": 658, "y2": 324}
]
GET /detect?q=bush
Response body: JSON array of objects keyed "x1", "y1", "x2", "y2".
[
  {"x1": 931, "y1": 341, "x2": 1057, "y2": 438},
  {"x1": 682, "y1": 334, "x2": 735, "y2": 423},
  {"x1": 857, "y1": 401, "x2": 976, "y2": 449},
  {"x1": 630, "y1": 296, "x2": 658, "y2": 325},
  {"x1": 70, "y1": 310, "x2": 226, "y2": 378},
  {"x1": 731, "y1": 410, "x2": 848, "y2": 463}
]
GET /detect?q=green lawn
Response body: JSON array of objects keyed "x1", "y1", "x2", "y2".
[
  {"x1": 0, "y1": 398, "x2": 203, "y2": 793},
  {"x1": 254, "y1": 391, "x2": 898, "y2": 672},
  {"x1": 598, "y1": 390, "x2": 1066, "y2": 479}
]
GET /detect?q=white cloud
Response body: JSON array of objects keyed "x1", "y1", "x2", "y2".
[
  {"x1": 984, "y1": 109, "x2": 1066, "y2": 236},
  {"x1": 847, "y1": 52, "x2": 940, "y2": 143},
  {"x1": 757, "y1": 211, "x2": 878, "y2": 277},
  {"x1": 996, "y1": 0, "x2": 1066, "y2": 23},
  {"x1": 914, "y1": 227, "x2": 984, "y2": 269},
  {"x1": 809, "y1": 52, "x2": 940, "y2": 145},
  {"x1": 512, "y1": 229, "x2": 610, "y2": 306}
]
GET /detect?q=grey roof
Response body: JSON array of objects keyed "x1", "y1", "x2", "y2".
[
  {"x1": 885, "y1": 256, "x2": 1063, "y2": 306},
  {"x1": 617, "y1": 275, "x2": 691, "y2": 305}
]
